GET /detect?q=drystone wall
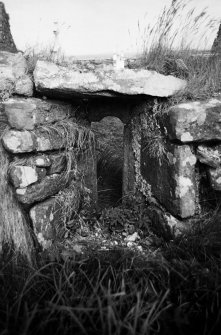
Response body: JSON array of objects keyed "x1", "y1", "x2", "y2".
[{"x1": 1, "y1": 48, "x2": 221, "y2": 256}]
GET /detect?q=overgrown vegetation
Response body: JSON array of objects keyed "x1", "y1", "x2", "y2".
[
  {"x1": 139, "y1": 0, "x2": 221, "y2": 101},
  {"x1": 1, "y1": 209, "x2": 221, "y2": 334}
]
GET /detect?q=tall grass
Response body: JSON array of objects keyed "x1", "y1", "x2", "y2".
[
  {"x1": 1, "y1": 211, "x2": 221, "y2": 334},
  {"x1": 139, "y1": 0, "x2": 221, "y2": 101}
]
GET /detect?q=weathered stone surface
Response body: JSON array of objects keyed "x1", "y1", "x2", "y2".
[
  {"x1": 16, "y1": 172, "x2": 74, "y2": 204},
  {"x1": 9, "y1": 165, "x2": 46, "y2": 188},
  {"x1": 34, "y1": 60, "x2": 186, "y2": 99},
  {"x1": 3, "y1": 97, "x2": 74, "y2": 130},
  {"x1": 164, "y1": 98, "x2": 221, "y2": 142},
  {"x1": 29, "y1": 184, "x2": 81, "y2": 249},
  {"x1": 197, "y1": 145, "x2": 221, "y2": 168},
  {"x1": 0, "y1": 2, "x2": 17, "y2": 53},
  {"x1": 0, "y1": 51, "x2": 33, "y2": 97},
  {"x1": 29, "y1": 198, "x2": 58, "y2": 249},
  {"x1": 207, "y1": 167, "x2": 221, "y2": 191},
  {"x1": 2, "y1": 130, "x2": 34, "y2": 153},
  {"x1": 2, "y1": 128, "x2": 65, "y2": 153},
  {"x1": 141, "y1": 142, "x2": 197, "y2": 218}
]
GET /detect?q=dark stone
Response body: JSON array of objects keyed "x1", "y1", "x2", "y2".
[{"x1": 0, "y1": 2, "x2": 17, "y2": 52}]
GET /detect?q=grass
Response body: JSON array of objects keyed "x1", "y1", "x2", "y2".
[
  {"x1": 139, "y1": 0, "x2": 221, "y2": 102},
  {"x1": 1, "y1": 210, "x2": 221, "y2": 335}
]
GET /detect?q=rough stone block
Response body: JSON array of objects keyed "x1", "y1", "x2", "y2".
[
  {"x1": 141, "y1": 142, "x2": 197, "y2": 218},
  {"x1": 16, "y1": 171, "x2": 75, "y2": 204},
  {"x1": 3, "y1": 97, "x2": 74, "y2": 130},
  {"x1": 29, "y1": 184, "x2": 82, "y2": 249},
  {"x1": 164, "y1": 98, "x2": 221, "y2": 142},
  {"x1": 2, "y1": 130, "x2": 34, "y2": 153},
  {"x1": 207, "y1": 167, "x2": 221, "y2": 191},
  {"x1": 2, "y1": 128, "x2": 65, "y2": 153},
  {"x1": 2, "y1": 122, "x2": 88, "y2": 154},
  {"x1": 29, "y1": 198, "x2": 59, "y2": 249},
  {"x1": 197, "y1": 144, "x2": 221, "y2": 168},
  {"x1": 9, "y1": 165, "x2": 46, "y2": 188},
  {"x1": 34, "y1": 60, "x2": 186, "y2": 99},
  {"x1": 0, "y1": 51, "x2": 33, "y2": 97}
]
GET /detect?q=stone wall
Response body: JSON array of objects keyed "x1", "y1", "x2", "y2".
[{"x1": 1, "y1": 46, "x2": 221, "y2": 256}]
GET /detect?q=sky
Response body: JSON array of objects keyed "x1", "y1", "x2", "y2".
[{"x1": 3, "y1": 0, "x2": 221, "y2": 57}]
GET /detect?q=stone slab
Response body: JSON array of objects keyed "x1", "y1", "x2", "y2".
[
  {"x1": 164, "y1": 98, "x2": 221, "y2": 142},
  {"x1": 141, "y1": 142, "x2": 197, "y2": 218},
  {"x1": 3, "y1": 97, "x2": 74, "y2": 130},
  {"x1": 34, "y1": 60, "x2": 186, "y2": 99},
  {"x1": 0, "y1": 51, "x2": 33, "y2": 97}
]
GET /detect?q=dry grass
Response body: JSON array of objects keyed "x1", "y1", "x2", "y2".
[{"x1": 139, "y1": 0, "x2": 221, "y2": 101}]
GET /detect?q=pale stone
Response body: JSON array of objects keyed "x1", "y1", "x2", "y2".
[
  {"x1": 0, "y1": 51, "x2": 33, "y2": 97},
  {"x1": 34, "y1": 60, "x2": 186, "y2": 98},
  {"x1": 164, "y1": 98, "x2": 221, "y2": 142},
  {"x1": 9, "y1": 165, "x2": 38, "y2": 188},
  {"x1": 2, "y1": 130, "x2": 34, "y2": 153}
]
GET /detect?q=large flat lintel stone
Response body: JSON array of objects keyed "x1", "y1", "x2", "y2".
[
  {"x1": 34, "y1": 60, "x2": 186, "y2": 99},
  {"x1": 164, "y1": 98, "x2": 221, "y2": 143},
  {"x1": 141, "y1": 142, "x2": 197, "y2": 218}
]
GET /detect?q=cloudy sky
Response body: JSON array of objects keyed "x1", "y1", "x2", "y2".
[{"x1": 3, "y1": 0, "x2": 221, "y2": 57}]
